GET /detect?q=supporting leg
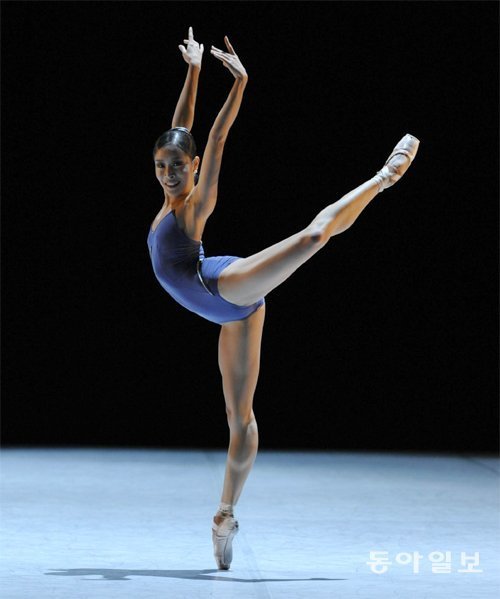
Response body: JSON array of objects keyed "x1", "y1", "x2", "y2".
[{"x1": 215, "y1": 303, "x2": 265, "y2": 524}]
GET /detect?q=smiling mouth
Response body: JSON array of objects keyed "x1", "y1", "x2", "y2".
[{"x1": 165, "y1": 181, "x2": 180, "y2": 188}]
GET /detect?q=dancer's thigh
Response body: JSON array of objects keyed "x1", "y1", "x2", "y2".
[
  {"x1": 217, "y1": 227, "x2": 325, "y2": 305},
  {"x1": 218, "y1": 303, "x2": 266, "y2": 423}
]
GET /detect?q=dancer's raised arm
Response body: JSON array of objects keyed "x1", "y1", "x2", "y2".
[
  {"x1": 191, "y1": 36, "x2": 248, "y2": 219},
  {"x1": 171, "y1": 26, "x2": 204, "y2": 130},
  {"x1": 208, "y1": 36, "x2": 248, "y2": 139}
]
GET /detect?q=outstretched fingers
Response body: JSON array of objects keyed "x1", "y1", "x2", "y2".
[
  {"x1": 224, "y1": 36, "x2": 236, "y2": 54},
  {"x1": 211, "y1": 38, "x2": 247, "y2": 80},
  {"x1": 211, "y1": 46, "x2": 231, "y2": 66},
  {"x1": 181, "y1": 25, "x2": 194, "y2": 49},
  {"x1": 178, "y1": 26, "x2": 204, "y2": 66}
]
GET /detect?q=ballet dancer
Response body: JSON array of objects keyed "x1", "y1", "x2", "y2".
[{"x1": 147, "y1": 27, "x2": 420, "y2": 570}]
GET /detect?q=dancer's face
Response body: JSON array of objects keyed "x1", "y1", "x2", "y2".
[{"x1": 154, "y1": 145, "x2": 199, "y2": 196}]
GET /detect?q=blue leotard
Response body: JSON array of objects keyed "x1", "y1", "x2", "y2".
[{"x1": 147, "y1": 210, "x2": 265, "y2": 325}]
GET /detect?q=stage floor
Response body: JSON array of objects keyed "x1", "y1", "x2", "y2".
[{"x1": 1, "y1": 448, "x2": 498, "y2": 598}]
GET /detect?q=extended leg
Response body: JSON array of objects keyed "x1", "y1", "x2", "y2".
[
  {"x1": 218, "y1": 177, "x2": 381, "y2": 306},
  {"x1": 218, "y1": 134, "x2": 420, "y2": 306}
]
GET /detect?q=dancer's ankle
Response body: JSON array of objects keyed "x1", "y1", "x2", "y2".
[
  {"x1": 372, "y1": 171, "x2": 389, "y2": 193},
  {"x1": 218, "y1": 501, "x2": 234, "y2": 514},
  {"x1": 214, "y1": 501, "x2": 234, "y2": 522}
]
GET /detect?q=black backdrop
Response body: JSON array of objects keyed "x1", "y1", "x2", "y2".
[{"x1": 2, "y1": 1, "x2": 498, "y2": 451}]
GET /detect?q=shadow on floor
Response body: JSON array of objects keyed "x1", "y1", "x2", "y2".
[{"x1": 45, "y1": 568, "x2": 346, "y2": 583}]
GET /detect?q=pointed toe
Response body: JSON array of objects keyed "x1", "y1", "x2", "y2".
[
  {"x1": 374, "y1": 133, "x2": 421, "y2": 192},
  {"x1": 212, "y1": 516, "x2": 239, "y2": 570}
]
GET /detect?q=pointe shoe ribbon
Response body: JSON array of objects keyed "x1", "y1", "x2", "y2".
[
  {"x1": 212, "y1": 515, "x2": 239, "y2": 570},
  {"x1": 374, "y1": 133, "x2": 420, "y2": 192}
]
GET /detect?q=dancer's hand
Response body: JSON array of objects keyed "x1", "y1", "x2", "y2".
[
  {"x1": 178, "y1": 26, "x2": 204, "y2": 68},
  {"x1": 210, "y1": 36, "x2": 248, "y2": 81}
]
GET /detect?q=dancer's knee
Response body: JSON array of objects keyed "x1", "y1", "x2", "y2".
[
  {"x1": 304, "y1": 224, "x2": 330, "y2": 247},
  {"x1": 226, "y1": 406, "x2": 257, "y2": 431}
]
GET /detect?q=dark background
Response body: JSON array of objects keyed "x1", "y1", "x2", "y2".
[{"x1": 1, "y1": 1, "x2": 498, "y2": 452}]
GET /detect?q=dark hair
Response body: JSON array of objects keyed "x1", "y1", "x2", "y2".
[{"x1": 152, "y1": 127, "x2": 199, "y2": 184}]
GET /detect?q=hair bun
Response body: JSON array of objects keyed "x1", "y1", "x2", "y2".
[{"x1": 171, "y1": 126, "x2": 191, "y2": 135}]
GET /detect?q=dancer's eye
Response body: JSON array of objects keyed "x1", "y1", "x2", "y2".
[{"x1": 156, "y1": 161, "x2": 182, "y2": 168}]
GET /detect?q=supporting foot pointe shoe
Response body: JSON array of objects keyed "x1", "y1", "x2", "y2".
[
  {"x1": 212, "y1": 515, "x2": 239, "y2": 570},
  {"x1": 374, "y1": 133, "x2": 420, "y2": 192}
]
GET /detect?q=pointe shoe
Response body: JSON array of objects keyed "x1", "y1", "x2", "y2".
[
  {"x1": 374, "y1": 133, "x2": 420, "y2": 192},
  {"x1": 212, "y1": 515, "x2": 239, "y2": 570}
]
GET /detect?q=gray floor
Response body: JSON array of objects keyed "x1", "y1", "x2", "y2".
[{"x1": 1, "y1": 448, "x2": 499, "y2": 599}]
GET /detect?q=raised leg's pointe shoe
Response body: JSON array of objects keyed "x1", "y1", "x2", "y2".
[
  {"x1": 373, "y1": 133, "x2": 420, "y2": 192},
  {"x1": 212, "y1": 515, "x2": 239, "y2": 570}
]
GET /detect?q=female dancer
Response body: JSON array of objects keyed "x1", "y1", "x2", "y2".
[{"x1": 147, "y1": 27, "x2": 419, "y2": 570}]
